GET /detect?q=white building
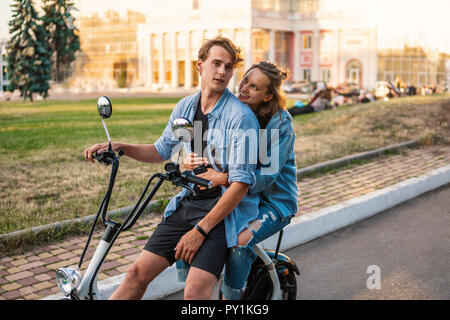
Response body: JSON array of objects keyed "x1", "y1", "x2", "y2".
[
  {"x1": 137, "y1": 0, "x2": 378, "y2": 90},
  {"x1": 0, "y1": 40, "x2": 9, "y2": 92}
]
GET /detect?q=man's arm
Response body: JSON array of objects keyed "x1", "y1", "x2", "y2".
[
  {"x1": 84, "y1": 142, "x2": 164, "y2": 163},
  {"x1": 85, "y1": 98, "x2": 186, "y2": 164},
  {"x1": 174, "y1": 181, "x2": 249, "y2": 264},
  {"x1": 197, "y1": 181, "x2": 249, "y2": 233}
]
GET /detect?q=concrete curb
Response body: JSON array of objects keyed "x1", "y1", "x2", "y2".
[
  {"x1": 44, "y1": 163, "x2": 450, "y2": 300},
  {"x1": 2, "y1": 140, "x2": 419, "y2": 244},
  {"x1": 0, "y1": 202, "x2": 158, "y2": 243}
]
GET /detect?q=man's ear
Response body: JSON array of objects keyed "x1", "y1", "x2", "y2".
[{"x1": 197, "y1": 60, "x2": 203, "y2": 74}]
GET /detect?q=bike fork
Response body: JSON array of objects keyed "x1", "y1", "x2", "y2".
[
  {"x1": 76, "y1": 220, "x2": 121, "y2": 300},
  {"x1": 76, "y1": 239, "x2": 110, "y2": 299}
]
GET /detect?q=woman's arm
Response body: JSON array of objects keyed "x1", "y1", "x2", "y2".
[
  {"x1": 182, "y1": 152, "x2": 229, "y2": 188},
  {"x1": 197, "y1": 168, "x2": 229, "y2": 188},
  {"x1": 249, "y1": 123, "x2": 295, "y2": 195}
]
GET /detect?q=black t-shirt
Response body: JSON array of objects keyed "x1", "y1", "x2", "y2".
[
  {"x1": 257, "y1": 114, "x2": 272, "y2": 130},
  {"x1": 191, "y1": 100, "x2": 209, "y2": 156},
  {"x1": 188, "y1": 98, "x2": 222, "y2": 200}
]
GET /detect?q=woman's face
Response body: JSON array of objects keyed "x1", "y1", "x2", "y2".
[{"x1": 238, "y1": 68, "x2": 273, "y2": 111}]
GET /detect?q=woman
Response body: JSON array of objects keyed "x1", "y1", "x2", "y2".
[{"x1": 182, "y1": 61, "x2": 298, "y2": 300}]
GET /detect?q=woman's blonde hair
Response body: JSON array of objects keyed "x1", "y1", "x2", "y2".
[{"x1": 245, "y1": 61, "x2": 289, "y2": 119}]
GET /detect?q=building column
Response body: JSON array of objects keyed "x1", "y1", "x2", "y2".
[
  {"x1": 0, "y1": 43, "x2": 3, "y2": 92},
  {"x1": 228, "y1": 28, "x2": 237, "y2": 92},
  {"x1": 294, "y1": 31, "x2": 301, "y2": 81},
  {"x1": 140, "y1": 33, "x2": 152, "y2": 88},
  {"x1": 159, "y1": 33, "x2": 166, "y2": 88},
  {"x1": 268, "y1": 29, "x2": 276, "y2": 63},
  {"x1": 245, "y1": 28, "x2": 253, "y2": 71},
  {"x1": 312, "y1": 30, "x2": 320, "y2": 81},
  {"x1": 171, "y1": 32, "x2": 179, "y2": 88},
  {"x1": 185, "y1": 31, "x2": 193, "y2": 89},
  {"x1": 147, "y1": 34, "x2": 153, "y2": 88}
]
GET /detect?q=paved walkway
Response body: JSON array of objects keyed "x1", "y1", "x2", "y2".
[{"x1": 0, "y1": 144, "x2": 449, "y2": 300}]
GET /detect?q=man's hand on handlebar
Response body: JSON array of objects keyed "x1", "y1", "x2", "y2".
[{"x1": 84, "y1": 142, "x2": 121, "y2": 163}]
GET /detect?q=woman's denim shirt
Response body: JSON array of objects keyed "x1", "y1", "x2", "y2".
[
  {"x1": 153, "y1": 88, "x2": 260, "y2": 248},
  {"x1": 249, "y1": 110, "x2": 298, "y2": 220}
]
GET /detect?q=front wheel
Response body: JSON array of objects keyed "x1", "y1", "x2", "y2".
[{"x1": 277, "y1": 265, "x2": 297, "y2": 300}]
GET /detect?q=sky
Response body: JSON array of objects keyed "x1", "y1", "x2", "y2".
[{"x1": 1, "y1": 0, "x2": 449, "y2": 52}]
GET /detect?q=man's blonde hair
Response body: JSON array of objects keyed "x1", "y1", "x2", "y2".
[{"x1": 198, "y1": 36, "x2": 243, "y2": 68}]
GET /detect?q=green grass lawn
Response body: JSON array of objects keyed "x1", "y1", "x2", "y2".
[
  {"x1": 0, "y1": 94, "x2": 449, "y2": 252},
  {"x1": 0, "y1": 97, "x2": 181, "y2": 161}
]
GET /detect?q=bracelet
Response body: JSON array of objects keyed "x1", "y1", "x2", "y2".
[{"x1": 194, "y1": 224, "x2": 208, "y2": 238}]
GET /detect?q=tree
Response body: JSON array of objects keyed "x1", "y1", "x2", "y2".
[
  {"x1": 7, "y1": 0, "x2": 52, "y2": 101},
  {"x1": 42, "y1": 0, "x2": 80, "y2": 82}
]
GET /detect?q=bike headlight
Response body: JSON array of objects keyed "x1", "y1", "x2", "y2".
[{"x1": 56, "y1": 267, "x2": 81, "y2": 296}]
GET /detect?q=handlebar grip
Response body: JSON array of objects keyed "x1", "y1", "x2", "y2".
[
  {"x1": 183, "y1": 173, "x2": 213, "y2": 189},
  {"x1": 92, "y1": 153, "x2": 101, "y2": 160}
]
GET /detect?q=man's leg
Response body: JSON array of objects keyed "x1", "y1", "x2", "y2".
[
  {"x1": 184, "y1": 267, "x2": 218, "y2": 300},
  {"x1": 109, "y1": 250, "x2": 170, "y2": 300}
]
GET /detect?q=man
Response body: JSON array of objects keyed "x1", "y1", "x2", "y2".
[{"x1": 84, "y1": 36, "x2": 260, "y2": 300}]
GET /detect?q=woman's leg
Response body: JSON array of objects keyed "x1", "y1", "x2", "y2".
[{"x1": 221, "y1": 206, "x2": 291, "y2": 300}]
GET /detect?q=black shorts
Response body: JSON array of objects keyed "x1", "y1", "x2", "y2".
[{"x1": 144, "y1": 197, "x2": 228, "y2": 279}]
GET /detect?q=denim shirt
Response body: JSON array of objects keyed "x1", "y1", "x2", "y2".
[
  {"x1": 249, "y1": 110, "x2": 299, "y2": 219},
  {"x1": 153, "y1": 88, "x2": 260, "y2": 248}
]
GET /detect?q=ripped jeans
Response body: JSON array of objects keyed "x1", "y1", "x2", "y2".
[{"x1": 221, "y1": 204, "x2": 291, "y2": 300}]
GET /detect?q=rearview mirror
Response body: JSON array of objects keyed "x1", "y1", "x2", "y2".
[
  {"x1": 97, "y1": 96, "x2": 112, "y2": 119},
  {"x1": 171, "y1": 117, "x2": 194, "y2": 164},
  {"x1": 172, "y1": 117, "x2": 194, "y2": 142}
]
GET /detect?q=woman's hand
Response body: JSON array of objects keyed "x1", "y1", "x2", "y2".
[
  {"x1": 197, "y1": 168, "x2": 229, "y2": 189},
  {"x1": 182, "y1": 152, "x2": 208, "y2": 171}
]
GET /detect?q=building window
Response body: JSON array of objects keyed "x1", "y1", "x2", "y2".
[
  {"x1": 321, "y1": 68, "x2": 331, "y2": 82},
  {"x1": 303, "y1": 68, "x2": 311, "y2": 81},
  {"x1": 252, "y1": 29, "x2": 270, "y2": 62},
  {"x1": 299, "y1": 0, "x2": 318, "y2": 14},
  {"x1": 113, "y1": 62, "x2": 127, "y2": 88},
  {"x1": 346, "y1": 60, "x2": 362, "y2": 85},
  {"x1": 2, "y1": 66, "x2": 7, "y2": 81},
  {"x1": 253, "y1": 0, "x2": 275, "y2": 10},
  {"x1": 303, "y1": 34, "x2": 312, "y2": 50},
  {"x1": 289, "y1": 0, "x2": 299, "y2": 12},
  {"x1": 275, "y1": 31, "x2": 288, "y2": 66}
]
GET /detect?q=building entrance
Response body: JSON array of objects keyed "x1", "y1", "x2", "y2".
[{"x1": 346, "y1": 60, "x2": 362, "y2": 85}]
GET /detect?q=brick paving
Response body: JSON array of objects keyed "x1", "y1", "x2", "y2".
[{"x1": 0, "y1": 145, "x2": 449, "y2": 300}]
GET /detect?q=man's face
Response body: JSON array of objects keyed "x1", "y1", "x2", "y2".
[{"x1": 197, "y1": 45, "x2": 234, "y2": 93}]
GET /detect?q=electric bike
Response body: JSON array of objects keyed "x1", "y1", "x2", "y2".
[{"x1": 55, "y1": 96, "x2": 299, "y2": 300}]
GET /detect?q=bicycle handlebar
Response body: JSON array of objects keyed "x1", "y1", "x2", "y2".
[
  {"x1": 92, "y1": 150, "x2": 124, "y2": 165},
  {"x1": 182, "y1": 172, "x2": 213, "y2": 189}
]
